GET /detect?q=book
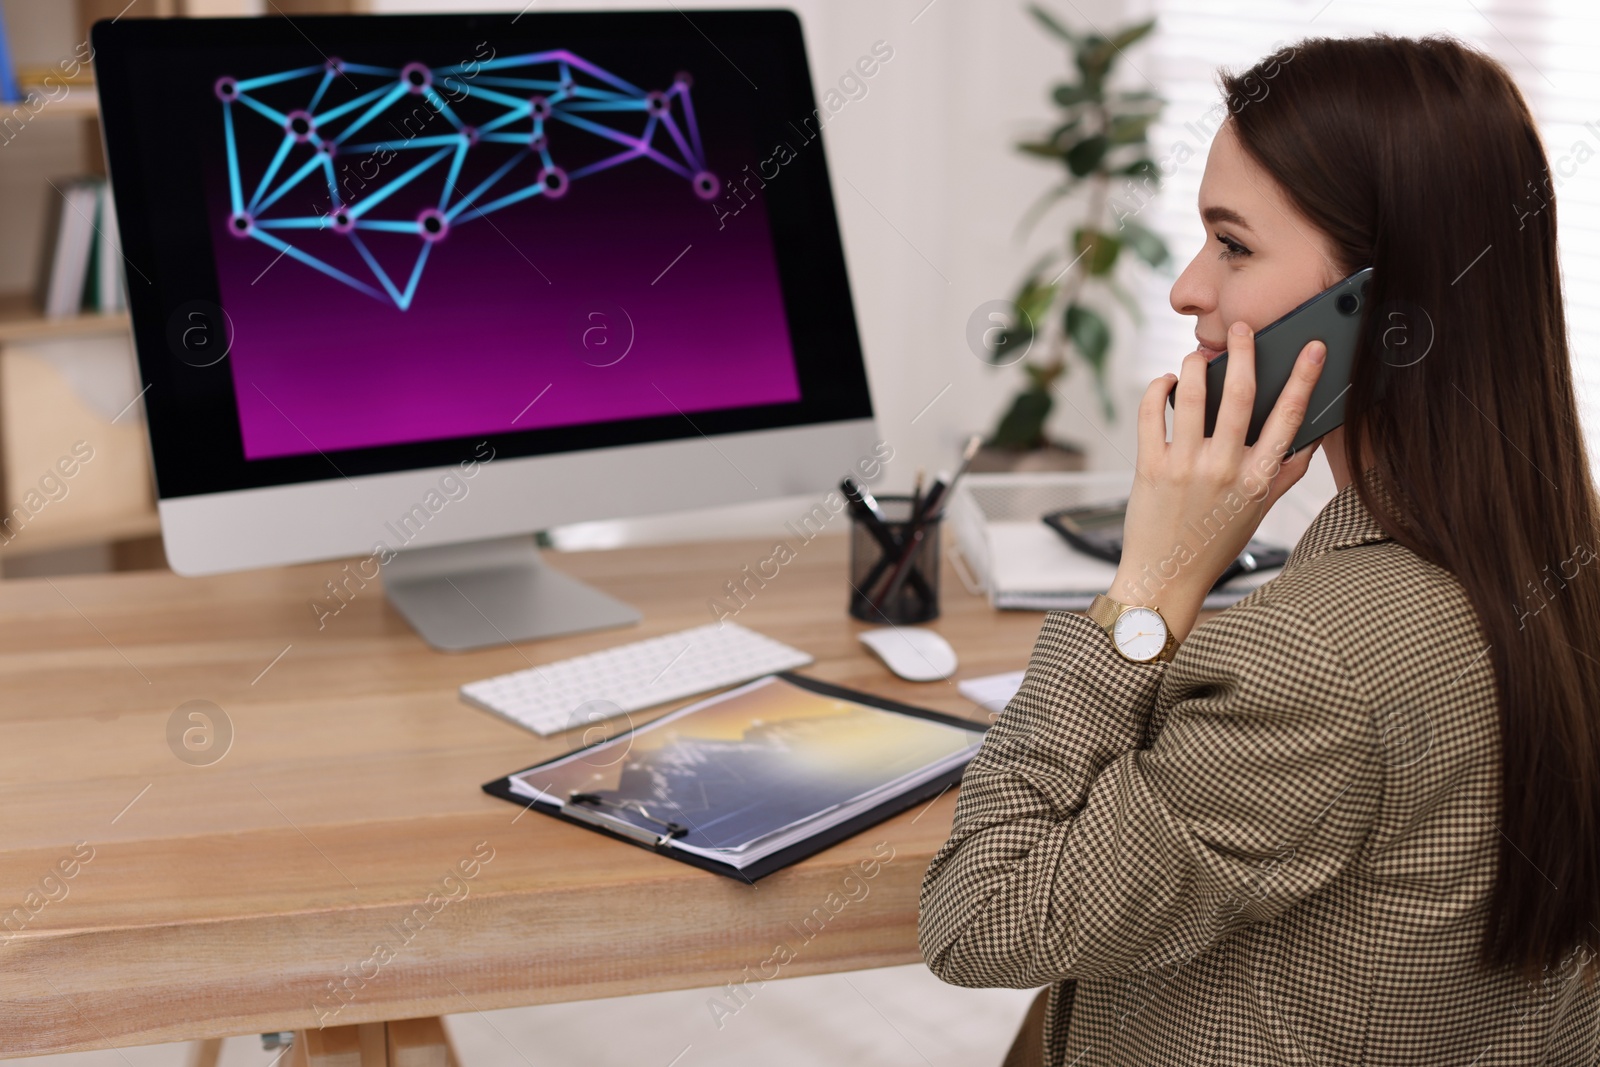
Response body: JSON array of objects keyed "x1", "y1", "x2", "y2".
[
  {"x1": 37, "y1": 178, "x2": 100, "y2": 318},
  {"x1": 95, "y1": 181, "x2": 124, "y2": 313},
  {"x1": 0, "y1": 6, "x2": 20, "y2": 105},
  {"x1": 485, "y1": 673, "x2": 987, "y2": 880}
]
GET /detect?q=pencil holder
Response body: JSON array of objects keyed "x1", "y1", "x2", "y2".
[{"x1": 848, "y1": 494, "x2": 942, "y2": 624}]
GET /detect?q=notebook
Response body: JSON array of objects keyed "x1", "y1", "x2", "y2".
[{"x1": 483, "y1": 673, "x2": 987, "y2": 881}]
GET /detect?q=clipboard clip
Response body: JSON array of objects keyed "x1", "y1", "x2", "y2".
[{"x1": 561, "y1": 792, "x2": 689, "y2": 847}]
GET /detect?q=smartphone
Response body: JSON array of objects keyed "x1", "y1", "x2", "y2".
[
  {"x1": 1168, "y1": 267, "x2": 1372, "y2": 456},
  {"x1": 1042, "y1": 502, "x2": 1128, "y2": 563}
]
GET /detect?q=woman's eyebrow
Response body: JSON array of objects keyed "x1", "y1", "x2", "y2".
[{"x1": 1201, "y1": 205, "x2": 1253, "y2": 231}]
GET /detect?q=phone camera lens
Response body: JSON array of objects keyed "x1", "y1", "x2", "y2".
[{"x1": 1337, "y1": 293, "x2": 1360, "y2": 315}]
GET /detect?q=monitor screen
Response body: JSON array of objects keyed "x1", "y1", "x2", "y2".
[
  {"x1": 95, "y1": 11, "x2": 871, "y2": 497},
  {"x1": 208, "y1": 43, "x2": 800, "y2": 460}
]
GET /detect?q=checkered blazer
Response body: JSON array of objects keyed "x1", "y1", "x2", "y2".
[{"x1": 919, "y1": 471, "x2": 1600, "y2": 1065}]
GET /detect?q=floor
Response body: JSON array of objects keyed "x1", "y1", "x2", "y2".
[{"x1": 8, "y1": 964, "x2": 1037, "y2": 1067}]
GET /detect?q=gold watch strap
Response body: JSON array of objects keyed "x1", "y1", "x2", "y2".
[
  {"x1": 1087, "y1": 593, "x2": 1175, "y2": 663},
  {"x1": 1087, "y1": 593, "x2": 1122, "y2": 633}
]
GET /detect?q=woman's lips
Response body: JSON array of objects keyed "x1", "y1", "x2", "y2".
[{"x1": 1196, "y1": 337, "x2": 1226, "y2": 362}]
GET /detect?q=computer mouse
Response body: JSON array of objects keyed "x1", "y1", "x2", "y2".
[{"x1": 857, "y1": 627, "x2": 958, "y2": 682}]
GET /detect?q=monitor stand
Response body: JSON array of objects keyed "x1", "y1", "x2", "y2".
[{"x1": 382, "y1": 535, "x2": 641, "y2": 652}]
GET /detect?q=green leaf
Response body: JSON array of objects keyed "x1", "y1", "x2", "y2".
[
  {"x1": 1066, "y1": 303, "x2": 1111, "y2": 373},
  {"x1": 1052, "y1": 83, "x2": 1089, "y2": 108},
  {"x1": 1016, "y1": 276, "x2": 1057, "y2": 324},
  {"x1": 1028, "y1": 4, "x2": 1078, "y2": 44},
  {"x1": 989, "y1": 387, "x2": 1054, "y2": 451},
  {"x1": 984, "y1": 275, "x2": 1054, "y2": 363},
  {"x1": 1048, "y1": 116, "x2": 1084, "y2": 144},
  {"x1": 1065, "y1": 134, "x2": 1108, "y2": 177},
  {"x1": 1119, "y1": 218, "x2": 1170, "y2": 267},
  {"x1": 1018, "y1": 141, "x2": 1065, "y2": 160},
  {"x1": 1107, "y1": 113, "x2": 1156, "y2": 144},
  {"x1": 1074, "y1": 228, "x2": 1122, "y2": 276},
  {"x1": 988, "y1": 325, "x2": 1032, "y2": 365},
  {"x1": 1076, "y1": 38, "x2": 1114, "y2": 90},
  {"x1": 1117, "y1": 157, "x2": 1161, "y2": 181},
  {"x1": 1108, "y1": 18, "x2": 1156, "y2": 51},
  {"x1": 1024, "y1": 362, "x2": 1066, "y2": 391},
  {"x1": 1075, "y1": 19, "x2": 1155, "y2": 92}
]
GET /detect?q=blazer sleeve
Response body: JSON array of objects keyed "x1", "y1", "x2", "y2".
[{"x1": 918, "y1": 601, "x2": 1382, "y2": 990}]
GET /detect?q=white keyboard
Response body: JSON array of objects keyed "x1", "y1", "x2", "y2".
[{"x1": 459, "y1": 622, "x2": 814, "y2": 736}]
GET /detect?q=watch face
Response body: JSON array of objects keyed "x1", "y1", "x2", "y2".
[{"x1": 1113, "y1": 606, "x2": 1168, "y2": 662}]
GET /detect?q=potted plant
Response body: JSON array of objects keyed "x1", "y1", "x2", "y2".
[{"x1": 971, "y1": 6, "x2": 1170, "y2": 473}]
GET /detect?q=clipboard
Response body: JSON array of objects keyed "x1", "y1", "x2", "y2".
[{"x1": 481, "y1": 672, "x2": 988, "y2": 882}]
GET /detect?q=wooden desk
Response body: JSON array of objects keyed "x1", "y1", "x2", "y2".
[{"x1": 0, "y1": 532, "x2": 1131, "y2": 1058}]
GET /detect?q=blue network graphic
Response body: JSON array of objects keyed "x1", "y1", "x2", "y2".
[{"x1": 216, "y1": 52, "x2": 718, "y2": 309}]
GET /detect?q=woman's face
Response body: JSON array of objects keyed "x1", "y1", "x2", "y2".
[{"x1": 1170, "y1": 120, "x2": 1345, "y2": 362}]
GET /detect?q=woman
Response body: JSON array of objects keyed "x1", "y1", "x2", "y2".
[{"x1": 919, "y1": 33, "x2": 1600, "y2": 1066}]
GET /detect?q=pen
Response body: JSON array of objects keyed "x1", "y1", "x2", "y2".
[
  {"x1": 841, "y1": 478, "x2": 898, "y2": 550},
  {"x1": 873, "y1": 522, "x2": 927, "y2": 613},
  {"x1": 856, "y1": 481, "x2": 892, "y2": 527},
  {"x1": 870, "y1": 436, "x2": 982, "y2": 613},
  {"x1": 843, "y1": 477, "x2": 935, "y2": 609},
  {"x1": 914, "y1": 434, "x2": 982, "y2": 524}
]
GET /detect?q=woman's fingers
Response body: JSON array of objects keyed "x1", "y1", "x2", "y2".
[
  {"x1": 1138, "y1": 371, "x2": 1176, "y2": 461},
  {"x1": 1254, "y1": 339, "x2": 1327, "y2": 464},
  {"x1": 1169, "y1": 349, "x2": 1213, "y2": 452},
  {"x1": 1264, "y1": 435, "x2": 1323, "y2": 510},
  {"x1": 1210, "y1": 321, "x2": 1258, "y2": 450}
]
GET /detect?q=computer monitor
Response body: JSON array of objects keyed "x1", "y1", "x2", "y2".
[{"x1": 92, "y1": 9, "x2": 877, "y2": 651}]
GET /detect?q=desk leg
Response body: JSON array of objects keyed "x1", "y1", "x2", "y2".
[
  {"x1": 288, "y1": 1018, "x2": 453, "y2": 1067},
  {"x1": 387, "y1": 1018, "x2": 454, "y2": 1067},
  {"x1": 186, "y1": 1038, "x2": 222, "y2": 1067},
  {"x1": 288, "y1": 1022, "x2": 382, "y2": 1067}
]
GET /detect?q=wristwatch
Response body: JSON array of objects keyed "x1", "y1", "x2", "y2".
[{"x1": 1087, "y1": 593, "x2": 1177, "y2": 664}]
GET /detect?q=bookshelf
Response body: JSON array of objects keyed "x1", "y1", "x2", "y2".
[
  {"x1": 0, "y1": 290, "x2": 128, "y2": 341},
  {"x1": 0, "y1": 508, "x2": 161, "y2": 557},
  {"x1": 11, "y1": 81, "x2": 99, "y2": 120},
  {"x1": 0, "y1": 0, "x2": 367, "y2": 576}
]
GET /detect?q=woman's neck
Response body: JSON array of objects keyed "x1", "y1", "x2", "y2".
[
  {"x1": 1324, "y1": 426, "x2": 1352, "y2": 491},
  {"x1": 1322, "y1": 425, "x2": 1377, "y2": 493}
]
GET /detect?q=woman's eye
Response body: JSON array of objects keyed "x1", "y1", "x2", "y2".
[{"x1": 1216, "y1": 233, "x2": 1251, "y2": 260}]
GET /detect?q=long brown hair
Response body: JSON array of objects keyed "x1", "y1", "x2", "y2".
[{"x1": 1221, "y1": 34, "x2": 1600, "y2": 982}]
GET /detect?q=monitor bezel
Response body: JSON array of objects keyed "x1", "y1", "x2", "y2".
[{"x1": 92, "y1": 8, "x2": 873, "y2": 502}]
